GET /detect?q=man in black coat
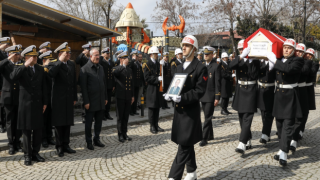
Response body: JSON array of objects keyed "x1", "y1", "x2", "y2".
[
  {"x1": 267, "y1": 39, "x2": 304, "y2": 166},
  {"x1": 75, "y1": 43, "x2": 91, "y2": 67},
  {"x1": 199, "y1": 46, "x2": 221, "y2": 147},
  {"x1": 229, "y1": 40, "x2": 260, "y2": 155},
  {"x1": 135, "y1": 53, "x2": 145, "y2": 110},
  {"x1": 0, "y1": 45, "x2": 23, "y2": 155},
  {"x1": 114, "y1": 50, "x2": 123, "y2": 67},
  {"x1": 171, "y1": 48, "x2": 183, "y2": 77},
  {"x1": 160, "y1": 52, "x2": 171, "y2": 109},
  {"x1": 143, "y1": 46, "x2": 164, "y2": 134},
  {"x1": 112, "y1": 51, "x2": 134, "y2": 142},
  {"x1": 220, "y1": 52, "x2": 234, "y2": 115},
  {"x1": 45, "y1": 42, "x2": 78, "y2": 156},
  {"x1": 128, "y1": 50, "x2": 140, "y2": 116},
  {"x1": 165, "y1": 35, "x2": 207, "y2": 180},
  {"x1": 100, "y1": 47, "x2": 115, "y2": 120},
  {"x1": 11, "y1": 45, "x2": 48, "y2": 166},
  {"x1": 37, "y1": 41, "x2": 51, "y2": 65},
  {"x1": 79, "y1": 48, "x2": 108, "y2": 150}
]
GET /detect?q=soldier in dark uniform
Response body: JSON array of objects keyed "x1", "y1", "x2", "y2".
[
  {"x1": 165, "y1": 35, "x2": 207, "y2": 180},
  {"x1": 45, "y1": 42, "x2": 78, "y2": 157},
  {"x1": 136, "y1": 53, "x2": 145, "y2": 110},
  {"x1": 160, "y1": 52, "x2": 171, "y2": 109},
  {"x1": 40, "y1": 51, "x2": 56, "y2": 148},
  {"x1": 11, "y1": 45, "x2": 48, "y2": 165},
  {"x1": 112, "y1": 51, "x2": 134, "y2": 142},
  {"x1": 0, "y1": 37, "x2": 10, "y2": 60},
  {"x1": 37, "y1": 41, "x2": 51, "y2": 65},
  {"x1": 129, "y1": 50, "x2": 139, "y2": 116},
  {"x1": 171, "y1": 48, "x2": 183, "y2": 76},
  {"x1": 220, "y1": 52, "x2": 234, "y2": 115},
  {"x1": 197, "y1": 51, "x2": 204, "y2": 63},
  {"x1": 199, "y1": 46, "x2": 220, "y2": 147},
  {"x1": 267, "y1": 39, "x2": 304, "y2": 166},
  {"x1": 0, "y1": 39, "x2": 9, "y2": 133},
  {"x1": 143, "y1": 46, "x2": 164, "y2": 134},
  {"x1": 100, "y1": 47, "x2": 115, "y2": 120},
  {"x1": 75, "y1": 43, "x2": 91, "y2": 67},
  {"x1": 114, "y1": 50, "x2": 123, "y2": 67},
  {"x1": 229, "y1": 40, "x2": 260, "y2": 154},
  {"x1": 0, "y1": 45, "x2": 23, "y2": 155}
]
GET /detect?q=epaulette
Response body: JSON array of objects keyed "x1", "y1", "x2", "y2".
[
  {"x1": 16, "y1": 63, "x2": 23, "y2": 66},
  {"x1": 51, "y1": 59, "x2": 57, "y2": 62},
  {"x1": 171, "y1": 61, "x2": 176, "y2": 67},
  {"x1": 202, "y1": 62, "x2": 205, "y2": 64},
  {"x1": 44, "y1": 67, "x2": 49, "y2": 73},
  {"x1": 142, "y1": 63, "x2": 150, "y2": 73},
  {"x1": 215, "y1": 92, "x2": 221, "y2": 96}
]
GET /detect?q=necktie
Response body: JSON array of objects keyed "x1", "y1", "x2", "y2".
[{"x1": 29, "y1": 67, "x2": 35, "y2": 77}]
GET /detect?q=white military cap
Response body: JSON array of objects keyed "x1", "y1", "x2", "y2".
[
  {"x1": 130, "y1": 50, "x2": 138, "y2": 55},
  {"x1": 101, "y1": 47, "x2": 110, "y2": 54},
  {"x1": 39, "y1": 51, "x2": 54, "y2": 60},
  {"x1": 21, "y1": 45, "x2": 38, "y2": 57},
  {"x1": 0, "y1": 37, "x2": 10, "y2": 44},
  {"x1": 17, "y1": 44, "x2": 23, "y2": 52},
  {"x1": 163, "y1": 52, "x2": 169, "y2": 56},
  {"x1": 203, "y1": 46, "x2": 216, "y2": 54},
  {"x1": 82, "y1": 43, "x2": 92, "y2": 49},
  {"x1": 5, "y1": 45, "x2": 21, "y2": 53},
  {"x1": 39, "y1": 41, "x2": 51, "y2": 49},
  {"x1": 197, "y1": 51, "x2": 203, "y2": 55},
  {"x1": 54, "y1": 42, "x2": 70, "y2": 53},
  {"x1": 117, "y1": 51, "x2": 128, "y2": 58},
  {"x1": 115, "y1": 50, "x2": 123, "y2": 56}
]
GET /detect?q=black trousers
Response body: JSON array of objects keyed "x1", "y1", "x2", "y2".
[
  {"x1": 85, "y1": 110, "x2": 104, "y2": 143},
  {"x1": 104, "y1": 89, "x2": 113, "y2": 117},
  {"x1": 276, "y1": 118, "x2": 295, "y2": 153},
  {"x1": 238, "y1": 113, "x2": 254, "y2": 144},
  {"x1": 130, "y1": 87, "x2": 140, "y2": 114},
  {"x1": 292, "y1": 113, "x2": 309, "y2": 141},
  {"x1": 168, "y1": 145, "x2": 197, "y2": 180},
  {"x1": 4, "y1": 105, "x2": 22, "y2": 148},
  {"x1": 42, "y1": 104, "x2": 53, "y2": 141},
  {"x1": 201, "y1": 102, "x2": 214, "y2": 140},
  {"x1": 260, "y1": 110, "x2": 274, "y2": 137},
  {"x1": 22, "y1": 129, "x2": 42, "y2": 157},
  {"x1": 116, "y1": 99, "x2": 131, "y2": 135},
  {"x1": 0, "y1": 106, "x2": 6, "y2": 128},
  {"x1": 148, "y1": 108, "x2": 160, "y2": 127},
  {"x1": 220, "y1": 97, "x2": 229, "y2": 110},
  {"x1": 55, "y1": 126, "x2": 71, "y2": 149}
]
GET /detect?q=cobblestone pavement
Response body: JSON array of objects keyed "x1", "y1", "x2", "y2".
[{"x1": 1, "y1": 95, "x2": 320, "y2": 180}]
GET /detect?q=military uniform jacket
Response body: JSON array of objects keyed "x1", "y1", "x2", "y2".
[
  {"x1": 134, "y1": 60, "x2": 144, "y2": 87},
  {"x1": 0, "y1": 59, "x2": 20, "y2": 105},
  {"x1": 163, "y1": 61, "x2": 172, "y2": 92},
  {"x1": 46, "y1": 60, "x2": 78, "y2": 126},
  {"x1": 75, "y1": 53, "x2": 89, "y2": 67},
  {"x1": 128, "y1": 59, "x2": 138, "y2": 87},
  {"x1": 79, "y1": 60, "x2": 108, "y2": 112},
  {"x1": 114, "y1": 59, "x2": 120, "y2": 67},
  {"x1": 297, "y1": 59, "x2": 312, "y2": 114},
  {"x1": 112, "y1": 65, "x2": 134, "y2": 100},
  {"x1": 220, "y1": 60, "x2": 233, "y2": 98},
  {"x1": 272, "y1": 56, "x2": 304, "y2": 119},
  {"x1": 306, "y1": 61, "x2": 319, "y2": 110},
  {"x1": 0, "y1": 51, "x2": 7, "y2": 61},
  {"x1": 171, "y1": 58, "x2": 207, "y2": 146},
  {"x1": 229, "y1": 57, "x2": 260, "y2": 113},
  {"x1": 170, "y1": 58, "x2": 182, "y2": 77},
  {"x1": 99, "y1": 56, "x2": 115, "y2": 90},
  {"x1": 143, "y1": 59, "x2": 161, "y2": 108},
  {"x1": 11, "y1": 63, "x2": 48, "y2": 130},
  {"x1": 257, "y1": 61, "x2": 276, "y2": 111},
  {"x1": 200, "y1": 60, "x2": 221, "y2": 102}
]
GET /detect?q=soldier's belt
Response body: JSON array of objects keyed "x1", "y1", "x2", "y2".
[
  {"x1": 238, "y1": 80, "x2": 256, "y2": 85},
  {"x1": 298, "y1": 82, "x2": 306, "y2": 87},
  {"x1": 258, "y1": 82, "x2": 275, "y2": 87},
  {"x1": 306, "y1": 82, "x2": 313, "y2": 86},
  {"x1": 276, "y1": 83, "x2": 298, "y2": 89}
]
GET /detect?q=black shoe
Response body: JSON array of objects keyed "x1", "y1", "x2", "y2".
[
  {"x1": 135, "y1": 112, "x2": 139, "y2": 115},
  {"x1": 226, "y1": 109, "x2": 232, "y2": 114},
  {"x1": 63, "y1": 146, "x2": 76, "y2": 153},
  {"x1": 130, "y1": 113, "x2": 135, "y2": 116},
  {"x1": 93, "y1": 140, "x2": 105, "y2": 147},
  {"x1": 150, "y1": 126, "x2": 157, "y2": 134},
  {"x1": 87, "y1": 143, "x2": 94, "y2": 150},
  {"x1": 106, "y1": 113, "x2": 113, "y2": 120},
  {"x1": 48, "y1": 139, "x2": 56, "y2": 145},
  {"x1": 156, "y1": 126, "x2": 165, "y2": 132},
  {"x1": 274, "y1": 155, "x2": 279, "y2": 161},
  {"x1": 14, "y1": 144, "x2": 23, "y2": 153},
  {"x1": 57, "y1": 148, "x2": 64, "y2": 157},
  {"x1": 279, "y1": 159, "x2": 287, "y2": 166},
  {"x1": 246, "y1": 145, "x2": 252, "y2": 150},
  {"x1": 118, "y1": 135, "x2": 125, "y2": 143},
  {"x1": 289, "y1": 146, "x2": 296, "y2": 153},
  {"x1": 102, "y1": 116, "x2": 107, "y2": 121},
  {"x1": 8, "y1": 147, "x2": 16, "y2": 155},
  {"x1": 42, "y1": 141, "x2": 49, "y2": 148},
  {"x1": 298, "y1": 134, "x2": 303, "y2": 140},
  {"x1": 0, "y1": 127, "x2": 6, "y2": 133},
  {"x1": 32, "y1": 154, "x2": 45, "y2": 162},
  {"x1": 221, "y1": 110, "x2": 229, "y2": 115},
  {"x1": 123, "y1": 134, "x2": 132, "y2": 141},
  {"x1": 212, "y1": 116, "x2": 216, "y2": 119},
  {"x1": 259, "y1": 138, "x2": 267, "y2": 144},
  {"x1": 235, "y1": 148, "x2": 244, "y2": 154},
  {"x1": 199, "y1": 140, "x2": 208, "y2": 147},
  {"x1": 24, "y1": 156, "x2": 32, "y2": 166}
]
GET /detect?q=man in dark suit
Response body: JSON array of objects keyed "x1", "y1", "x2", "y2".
[
  {"x1": 160, "y1": 52, "x2": 171, "y2": 109},
  {"x1": 143, "y1": 46, "x2": 164, "y2": 134},
  {"x1": 220, "y1": 52, "x2": 234, "y2": 115},
  {"x1": 10, "y1": 45, "x2": 48, "y2": 166},
  {"x1": 199, "y1": 46, "x2": 221, "y2": 147},
  {"x1": 128, "y1": 50, "x2": 139, "y2": 116},
  {"x1": 112, "y1": 51, "x2": 134, "y2": 142},
  {"x1": 100, "y1": 47, "x2": 115, "y2": 120},
  {"x1": 79, "y1": 48, "x2": 108, "y2": 150},
  {"x1": 135, "y1": 54, "x2": 145, "y2": 110},
  {"x1": 75, "y1": 43, "x2": 91, "y2": 67},
  {"x1": 0, "y1": 45, "x2": 23, "y2": 155}
]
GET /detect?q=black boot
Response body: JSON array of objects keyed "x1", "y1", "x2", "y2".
[
  {"x1": 221, "y1": 109, "x2": 229, "y2": 115},
  {"x1": 87, "y1": 143, "x2": 94, "y2": 150},
  {"x1": 42, "y1": 140, "x2": 49, "y2": 148},
  {"x1": 118, "y1": 134, "x2": 125, "y2": 143},
  {"x1": 48, "y1": 138, "x2": 56, "y2": 145},
  {"x1": 63, "y1": 145, "x2": 76, "y2": 153},
  {"x1": 93, "y1": 139, "x2": 105, "y2": 147},
  {"x1": 123, "y1": 133, "x2": 132, "y2": 141},
  {"x1": 106, "y1": 113, "x2": 113, "y2": 120},
  {"x1": 225, "y1": 109, "x2": 232, "y2": 114},
  {"x1": 32, "y1": 154, "x2": 45, "y2": 162},
  {"x1": 57, "y1": 147, "x2": 64, "y2": 157},
  {"x1": 24, "y1": 156, "x2": 32, "y2": 166},
  {"x1": 150, "y1": 126, "x2": 157, "y2": 134},
  {"x1": 199, "y1": 140, "x2": 208, "y2": 147}
]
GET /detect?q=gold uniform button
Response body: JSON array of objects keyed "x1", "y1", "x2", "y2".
[
  {"x1": 277, "y1": 89, "x2": 279, "y2": 91},
  {"x1": 181, "y1": 107, "x2": 183, "y2": 109},
  {"x1": 277, "y1": 81, "x2": 279, "y2": 83},
  {"x1": 240, "y1": 70, "x2": 242, "y2": 72},
  {"x1": 126, "y1": 88, "x2": 127, "y2": 90},
  {"x1": 176, "y1": 105, "x2": 178, "y2": 107},
  {"x1": 265, "y1": 81, "x2": 267, "y2": 82},
  {"x1": 283, "y1": 73, "x2": 285, "y2": 75}
]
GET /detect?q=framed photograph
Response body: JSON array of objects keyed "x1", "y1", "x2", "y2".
[{"x1": 166, "y1": 73, "x2": 188, "y2": 98}]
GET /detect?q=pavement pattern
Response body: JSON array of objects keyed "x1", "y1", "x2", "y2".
[{"x1": 0, "y1": 95, "x2": 320, "y2": 180}]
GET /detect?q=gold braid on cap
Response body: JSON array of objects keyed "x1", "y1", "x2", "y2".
[
  {"x1": 59, "y1": 44, "x2": 70, "y2": 52},
  {"x1": 0, "y1": 38, "x2": 10, "y2": 44},
  {"x1": 203, "y1": 49, "x2": 213, "y2": 54},
  {"x1": 9, "y1": 46, "x2": 20, "y2": 53},
  {"x1": 25, "y1": 47, "x2": 39, "y2": 56}
]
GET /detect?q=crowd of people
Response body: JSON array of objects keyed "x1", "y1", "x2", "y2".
[{"x1": 0, "y1": 34, "x2": 319, "y2": 180}]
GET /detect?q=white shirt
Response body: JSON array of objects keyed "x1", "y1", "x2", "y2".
[
  {"x1": 177, "y1": 59, "x2": 182, "y2": 63},
  {"x1": 183, "y1": 61, "x2": 191, "y2": 70},
  {"x1": 151, "y1": 58, "x2": 156, "y2": 64},
  {"x1": 282, "y1": 58, "x2": 287, "y2": 63},
  {"x1": 222, "y1": 60, "x2": 228, "y2": 65}
]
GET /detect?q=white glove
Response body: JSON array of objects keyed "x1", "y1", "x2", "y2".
[
  {"x1": 268, "y1": 61, "x2": 275, "y2": 71},
  {"x1": 267, "y1": 52, "x2": 277, "y2": 64},
  {"x1": 217, "y1": 58, "x2": 221, "y2": 62},
  {"x1": 172, "y1": 96, "x2": 181, "y2": 103},
  {"x1": 158, "y1": 76, "x2": 163, "y2": 81},
  {"x1": 240, "y1": 47, "x2": 250, "y2": 59},
  {"x1": 160, "y1": 59, "x2": 165, "y2": 65},
  {"x1": 163, "y1": 93, "x2": 171, "y2": 101},
  {"x1": 232, "y1": 74, "x2": 236, "y2": 78}
]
